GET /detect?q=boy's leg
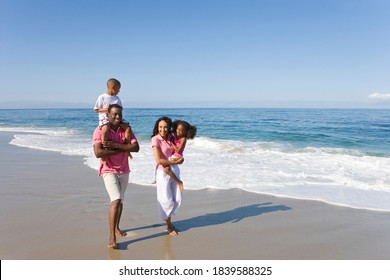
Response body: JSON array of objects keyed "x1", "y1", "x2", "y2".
[
  {"x1": 101, "y1": 123, "x2": 109, "y2": 142},
  {"x1": 164, "y1": 166, "x2": 184, "y2": 192},
  {"x1": 119, "y1": 123, "x2": 133, "y2": 159},
  {"x1": 101, "y1": 124, "x2": 109, "y2": 162}
]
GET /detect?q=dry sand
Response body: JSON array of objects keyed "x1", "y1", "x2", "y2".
[{"x1": 1, "y1": 132, "x2": 390, "y2": 260}]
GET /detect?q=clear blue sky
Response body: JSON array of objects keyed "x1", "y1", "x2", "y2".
[{"x1": 1, "y1": 0, "x2": 389, "y2": 108}]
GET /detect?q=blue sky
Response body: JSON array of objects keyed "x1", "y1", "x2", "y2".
[{"x1": 0, "y1": 0, "x2": 389, "y2": 108}]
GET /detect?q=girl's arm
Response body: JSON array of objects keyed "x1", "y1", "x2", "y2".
[{"x1": 152, "y1": 146, "x2": 184, "y2": 166}]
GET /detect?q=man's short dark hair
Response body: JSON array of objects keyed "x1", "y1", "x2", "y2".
[{"x1": 108, "y1": 104, "x2": 123, "y2": 112}]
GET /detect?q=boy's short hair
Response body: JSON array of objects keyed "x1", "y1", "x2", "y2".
[{"x1": 107, "y1": 78, "x2": 121, "y2": 88}]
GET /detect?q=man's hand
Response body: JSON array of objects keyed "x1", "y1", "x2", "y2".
[{"x1": 102, "y1": 141, "x2": 118, "y2": 150}]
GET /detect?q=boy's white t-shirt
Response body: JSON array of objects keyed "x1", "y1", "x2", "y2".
[{"x1": 94, "y1": 93, "x2": 123, "y2": 122}]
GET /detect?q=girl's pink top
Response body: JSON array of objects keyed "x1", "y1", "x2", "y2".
[{"x1": 173, "y1": 135, "x2": 186, "y2": 156}]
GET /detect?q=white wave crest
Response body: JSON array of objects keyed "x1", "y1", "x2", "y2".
[{"x1": 4, "y1": 130, "x2": 390, "y2": 211}]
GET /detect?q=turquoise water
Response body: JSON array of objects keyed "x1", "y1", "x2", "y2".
[
  {"x1": 1, "y1": 108, "x2": 389, "y2": 211},
  {"x1": 1, "y1": 108, "x2": 389, "y2": 154}
]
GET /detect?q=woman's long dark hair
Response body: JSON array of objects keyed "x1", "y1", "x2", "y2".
[{"x1": 151, "y1": 116, "x2": 172, "y2": 138}]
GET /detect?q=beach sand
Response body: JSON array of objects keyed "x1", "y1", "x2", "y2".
[{"x1": 1, "y1": 132, "x2": 390, "y2": 260}]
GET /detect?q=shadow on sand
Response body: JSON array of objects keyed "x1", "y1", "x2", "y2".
[
  {"x1": 117, "y1": 202, "x2": 291, "y2": 250},
  {"x1": 175, "y1": 202, "x2": 291, "y2": 232}
]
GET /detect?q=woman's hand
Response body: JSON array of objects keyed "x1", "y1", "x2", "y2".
[{"x1": 170, "y1": 156, "x2": 184, "y2": 164}]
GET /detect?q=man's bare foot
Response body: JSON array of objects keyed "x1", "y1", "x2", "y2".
[
  {"x1": 108, "y1": 237, "x2": 117, "y2": 249},
  {"x1": 116, "y1": 229, "x2": 127, "y2": 237},
  {"x1": 107, "y1": 243, "x2": 118, "y2": 249}
]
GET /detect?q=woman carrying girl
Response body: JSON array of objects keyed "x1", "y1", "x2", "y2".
[{"x1": 151, "y1": 117, "x2": 196, "y2": 235}]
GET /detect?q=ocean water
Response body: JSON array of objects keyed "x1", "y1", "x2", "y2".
[{"x1": 1, "y1": 108, "x2": 389, "y2": 211}]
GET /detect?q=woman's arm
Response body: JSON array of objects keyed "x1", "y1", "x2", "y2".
[{"x1": 152, "y1": 146, "x2": 184, "y2": 166}]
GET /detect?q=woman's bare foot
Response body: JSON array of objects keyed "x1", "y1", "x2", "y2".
[
  {"x1": 166, "y1": 218, "x2": 178, "y2": 235},
  {"x1": 168, "y1": 227, "x2": 178, "y2": 235}
]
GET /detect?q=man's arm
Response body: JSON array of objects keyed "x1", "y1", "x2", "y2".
[
  {"x1": 93, "y1": 142, "x2": 121, "y2": 159},
  {"x1": 102, "y1": 141, "x2": 140, "y2": 153},
  {"x1": 94, "y1": 141, "x2": 140, "y2": 159}
]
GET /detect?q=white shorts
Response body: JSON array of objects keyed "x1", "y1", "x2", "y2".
[
  {"x1": 102, "y1": 173, "x2": 129, "y2": 202},
  {"x1": 99, "y1": 117, "x2": 110, "y2": 127}
]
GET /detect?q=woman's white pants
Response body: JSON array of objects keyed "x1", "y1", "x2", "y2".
[{"x1": 156, "y1": 165, "x2": 182, "y2": 220}]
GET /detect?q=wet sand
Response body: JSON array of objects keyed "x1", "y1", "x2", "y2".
[{"x1": 1, "y1": 132, "x2": 390, "y2": 260}]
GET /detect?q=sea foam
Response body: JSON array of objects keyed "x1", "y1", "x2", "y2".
[{"x1": 3, "y1": 127, "x2": 390, "y2": 212}]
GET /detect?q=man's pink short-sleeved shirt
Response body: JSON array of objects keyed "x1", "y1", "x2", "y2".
[
  {"x1": 93, "y1": 126, "x2": 137, "y2": 176},
  {"x1": 151, "y1": 134, "x2": 174, "y2": 171}
]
